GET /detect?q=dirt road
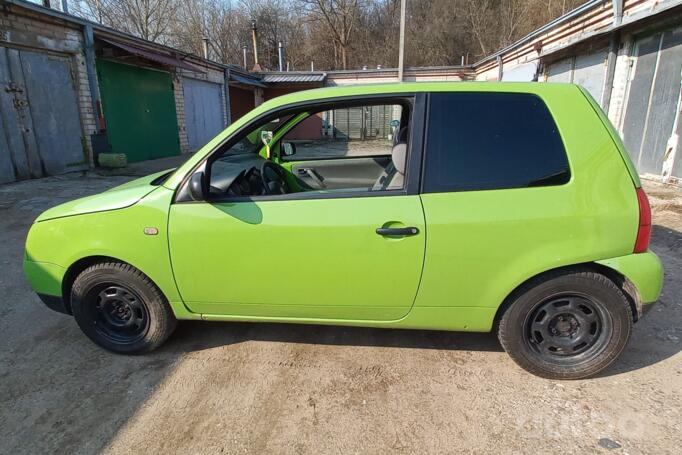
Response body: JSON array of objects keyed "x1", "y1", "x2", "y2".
[{"x1": 1, "y1": 161, "x2": 680, "y2": 454}]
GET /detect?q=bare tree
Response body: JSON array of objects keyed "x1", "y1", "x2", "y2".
[
  {"x1": 300, "y1": 0, "x2": 363, "y2": 69},
  {"x1": 72, "y1": 0, "x2": 179, "y2": 43},
  {"x1": 72, "y1": 0, "x2": 588, "y2": 70}
]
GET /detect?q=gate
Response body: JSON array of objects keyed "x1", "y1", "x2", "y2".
[
  {"x1": 622, "y1": 27, "x2": 682, "y2": 177},
  {"x1": 0, "y1": 47, "x2": 86, "y2": 184},
  {"x1": 96, "y1": 59, "x2": 180, "y2": 162},
  {"x1": 326, "y1": 105, "x2": 394, "y2": 140},
  {"x1": 182, "y1": 77, "x2": 225, "y2": 152}
]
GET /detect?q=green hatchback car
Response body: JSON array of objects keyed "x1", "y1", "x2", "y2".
[{"x1": 24, "y1": 82, "x2": 663, "y2": 379}]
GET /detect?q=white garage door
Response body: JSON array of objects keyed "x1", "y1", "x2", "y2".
[
  {"x1": 546, "y1": 48, "x2": 608, "y2": 105},
  {"x1": 182, "y1": 77, "x2": 225, "y2": 152}
]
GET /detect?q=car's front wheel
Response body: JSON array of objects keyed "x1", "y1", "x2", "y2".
[
  {"x1": 497, "y1": 270, "x2": 633, "y2": 379},
  {"x1": 71, "y1": 262, "x2": 177, "y2": 354}
]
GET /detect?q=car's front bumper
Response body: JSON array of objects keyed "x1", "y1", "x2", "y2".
[
  {"x1": 36, "y1": 293, "x2": 70, "y2": 315},
  {"x1": 24, "y1": 259, "x2": 69, "y2": 314}
]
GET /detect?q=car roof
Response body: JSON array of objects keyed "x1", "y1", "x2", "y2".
[{"x1": 259, "y1": 81, "x2": 580, "y2": 110}]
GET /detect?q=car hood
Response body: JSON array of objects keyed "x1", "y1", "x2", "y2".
[{"x1": 36, "y1": 170, "x2": 173, "y2": 222}]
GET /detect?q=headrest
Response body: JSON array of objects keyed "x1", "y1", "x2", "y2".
[
  {"x1": 394, "y1": 127, "x2": 408, "y2": 145},
  {"x1": 392, "y1": 143, "x2": 407, "y2": 175}
]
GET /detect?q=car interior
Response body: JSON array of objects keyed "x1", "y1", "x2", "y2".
[{"x1": 205, "y1": 101, "x2": 411, "y2": 200}]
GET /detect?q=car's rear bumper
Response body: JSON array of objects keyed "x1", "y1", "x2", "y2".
[
  {"x1": 641, "y1": 301, "x2": 657, "y2": 319},
  {"x1": 596, "y1": 251, "x2": 663, "y2": 321}
]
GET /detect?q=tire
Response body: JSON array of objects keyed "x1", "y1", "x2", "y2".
[
  {"x1": 71, "y1": 262, "x2": 177, "y2": 354},
  {"x1": 497, "y1": 270, "x2": 632, "y2": 380}
]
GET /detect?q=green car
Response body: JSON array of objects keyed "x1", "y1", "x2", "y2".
[{"x1": 24, "y1": 83, "x2": 663, "y2": 379}]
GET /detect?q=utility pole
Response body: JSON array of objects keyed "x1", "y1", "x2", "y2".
[
  {"x1": 251, "y1": 20, "x2": 261, "y2": 71},
  {"x1": 397, "y1": 0, "x2": 406, "y2": 81}
]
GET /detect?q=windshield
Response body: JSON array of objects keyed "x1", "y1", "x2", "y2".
[{"x1": 222, "y1": 117, "x2": 294, "y2": 157}]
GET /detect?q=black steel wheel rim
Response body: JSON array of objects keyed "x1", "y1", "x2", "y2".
[
  {"x1": 524, "y1": 294, "x2": 611, "y2": 361},
  {"x1": 89, "y1": 284, "x2": 149, "y2": 344}
]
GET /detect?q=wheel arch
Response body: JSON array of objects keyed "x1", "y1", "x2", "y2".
[
  {"x1": 61, "y1": 256, "x2": 162, "y2": 315},
  {"x1": 492, "y1": 262, "x2": 641, "y2": 332}
]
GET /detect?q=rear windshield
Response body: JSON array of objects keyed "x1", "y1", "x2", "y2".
[{"x1": 423, "y1": 92, "x2": 570, "y2": 193}]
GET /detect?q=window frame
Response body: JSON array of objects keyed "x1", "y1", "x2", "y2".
[
  {"x1": 419, "y1": 92, "x2": 571, "y2": 194},
  {"x1": 174, "y1": 93, "x2": 427, "y2": 204}
]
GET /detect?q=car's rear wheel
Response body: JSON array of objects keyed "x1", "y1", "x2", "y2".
[
  {"x1": 497, "y1": 270, "x2": 632, "y2": 379},
  {"x1": 71, "y1": 262, "x2": 177, "y2": 354}
]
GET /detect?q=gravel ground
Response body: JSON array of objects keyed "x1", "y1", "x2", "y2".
[{"x1": 0, "y1": 159, "x2": 680, "y2": 454}]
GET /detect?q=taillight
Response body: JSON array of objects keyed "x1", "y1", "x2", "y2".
[{"x1": 634, "y1": 187, "x2": 651, "y2": 253}]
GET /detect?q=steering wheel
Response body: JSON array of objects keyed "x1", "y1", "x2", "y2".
[{"x1": 261, "y1": 161, "x2": 290, "y2": 195}]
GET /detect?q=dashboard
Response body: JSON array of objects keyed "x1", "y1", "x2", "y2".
[{"x1": 208, "y1": 153, "x2": 290, "y2": 198}]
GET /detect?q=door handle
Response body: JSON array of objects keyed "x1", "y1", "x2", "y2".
[
  {"x1": 375, "y1": 227, "x2": 420, "y2": 236},
  {"x1": 297, "y1": 167, "x2": 326, "y2": 188}
]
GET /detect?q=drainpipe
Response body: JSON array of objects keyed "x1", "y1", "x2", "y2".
[
  {"x1": 278, "y1": 41, "x2": 284, "y2": 72},
  {"x1": 202, "y1": 37, "x2": 210, "y2": 59},
  {"x1": 612, "y1": 0, "x2": 624, "y2": 26},
  {"x1": 497, "y1": 55, "x2": 503, "y2": 81},
  {"x1": 223, "y1": 68, "x2": 232, "y2": 127},
  {"x1": 242, "y1": 45, "x2": 248, "y2": 70}
]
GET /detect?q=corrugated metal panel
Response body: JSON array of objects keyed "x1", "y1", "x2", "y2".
[
  {"x1": 623, "y1": 27, "x2": 682, "y2": 175},
  {"x1": 0, "y1": 46, "x2": 85, "y2": 183},
  {"x1": 182, "y1": 77, "x2": 225, "y2": 151},
  {"x1": 229, "y1": 72, "x2": 266, "y2": 88},
  {"x1": 261, "y1": 73, "x2": 326, "y2": 83},
  {"x1": 328, "y1": 105, "x2": 395, "y2": 140}
]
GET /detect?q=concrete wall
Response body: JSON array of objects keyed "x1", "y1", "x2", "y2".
[{"x1": 327, "y1": 67, "x2": 472, "y2": 86}]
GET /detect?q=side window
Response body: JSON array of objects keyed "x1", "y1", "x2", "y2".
[
  {"x1": 423, "y1": 92, "x2": 569, "y2": 193},
  {"x1": 281, "y1": 104, "x2": 403, "y2": 161}
]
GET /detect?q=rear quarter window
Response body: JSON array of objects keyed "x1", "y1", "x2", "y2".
[{"x1": 423, "y1": 92, "x2": 570, "y2": 193}]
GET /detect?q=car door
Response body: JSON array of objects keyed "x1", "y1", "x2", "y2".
[{"x1": 167, "y1": 95, "x2": 427, "y2": 322}]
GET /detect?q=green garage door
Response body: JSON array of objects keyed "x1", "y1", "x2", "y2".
[{"x1": 96, "y1": 59, "x2": 180, "y2": 162}]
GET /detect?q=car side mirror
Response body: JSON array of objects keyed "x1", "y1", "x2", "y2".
[
  {"x1": 282, "y1": 142, "x2": 296, "y2": 157},
  {"x1": 188, "y1": 171, "x2": 208, "y2": 201}
]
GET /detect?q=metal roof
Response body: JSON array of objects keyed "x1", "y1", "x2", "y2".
[
  {"x1": 260, "y1": 73, "x2": 327, "y2": 83},
  {"x1": 98, "y1": 36, "x2": 205, "y2": 73},
  {"x1": 229, "y1": 72, "x2": 267, "y2": 88}
]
